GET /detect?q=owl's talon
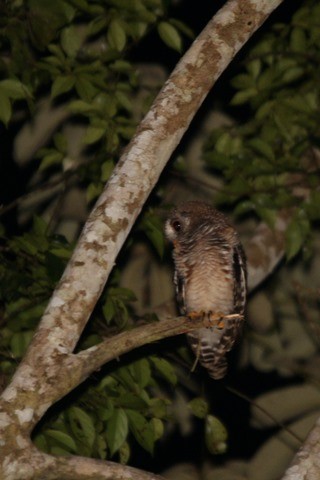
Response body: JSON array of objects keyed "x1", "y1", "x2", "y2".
[
  {"x1": 187, "y1": 311, "x2": 205, "y2": 321},
  {"x1": 203, "y1": 312, "x2": 225, "y2": 329},
  {"x1": 217, "y1": 320, "x2": 225, "y2": 329}
]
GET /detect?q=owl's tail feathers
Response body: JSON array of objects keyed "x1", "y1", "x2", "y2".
[
  {"x1": 188, "y1": 328, "x2": 235, "y2": 380},
  {"x1": 198, "y1": 347, "x2": 228, "y2": 380},
  {"x1": 205, "y1": 358, "x2": 228, "y2": 380}
]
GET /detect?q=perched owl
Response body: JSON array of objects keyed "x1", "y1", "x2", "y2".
[{"x1": 165, "y1": 201, "x2": 247, "y2": 380}]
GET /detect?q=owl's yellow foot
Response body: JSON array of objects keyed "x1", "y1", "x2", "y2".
[
  {"x1": 187, "y1": 311, "x2": 205, "y2": 321},
  {"x1": 187, "y1": 311, "x2": 225, "y2": 329},
  {"x1": 205, "y1": 311, "x2": 225, "y2": 329}
]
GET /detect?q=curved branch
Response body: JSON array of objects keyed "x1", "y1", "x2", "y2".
[
  {"x1": 281, "y1": 417, "x2": 320, "y2": 480},
  {"x1": 246, "y1": 211, "x2": 288, "y2": 291},
  {"x1": 6, "y1": 447, "x2": 165, "y2": 480}
]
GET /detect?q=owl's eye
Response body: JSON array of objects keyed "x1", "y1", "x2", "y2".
[{"x1": 171, "y1": 220, "x2": 181, "y2": 232}]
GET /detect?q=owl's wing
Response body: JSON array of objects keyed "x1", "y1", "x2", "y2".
[
  {"x1": 174, "y1": 269, "x2": 187, "y2": 315},
  {"x1": 232, "y1": 242, "x2": 247, "y2": 315}
]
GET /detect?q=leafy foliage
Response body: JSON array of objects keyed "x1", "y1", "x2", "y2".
[
  {"x1": 0, "y1": 217, "x2": 72, "y2": 369},
  {"x1": 1, "y1": 0, "x2": 320, "y2": 478},
  {"x1": 33, "y1": 356, "x2": 177, "y2": 461},
  {"x1": 203, "y1": 0, "x2": 320, "y2": 258},
  {"x1": 0, "y1": 0, "x2": 190, "y2": 201},
  {"x1": 0, "y1": 0, "x2": 198, "y2": 466}
]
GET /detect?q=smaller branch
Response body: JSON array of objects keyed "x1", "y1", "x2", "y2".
[
  {"x1": 72, "y1": 314, "x2": 242, "y2": 383},
  {"x1": 226, "y1": 385, "x2": 303, "y2": 446}
]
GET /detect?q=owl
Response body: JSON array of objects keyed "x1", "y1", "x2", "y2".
[{"x1": 165, "y1": 201, "x2": 247, "y2": 380}]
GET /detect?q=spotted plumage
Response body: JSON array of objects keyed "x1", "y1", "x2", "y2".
[{"x1": 165, "y1": 201, "x2": 247, "y2": 380}]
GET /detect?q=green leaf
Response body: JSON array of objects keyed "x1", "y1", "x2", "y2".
[
  {"x1": 215, "y1": 132, "x2": 231, "y2": 154},
  {"x1": 158, "y1": 21, "x2": 182, "y2": 52},
  {"x1": 53, "y1": 132, "x2": 68, "y2": 153},
  {"x1": 83, "y1": 126, "x2": 106, "y2": 144},
  {"x1": 290, "y1": 27, "x2": 307, "y2": 53},
  {"x1": 205, "y1": 415, "x2": 228, "y2": 455},
  {"x1": 150, "y1": 356, "x2": 177, "y2": 385},
  {"x1": 169, "y1": 18, "x2": 194, "y2": 39},
  {"x1": 115, "y1": 91, "x2": 133, "y2": 112},
  {"x1": 106, "y1": 408, "x2": 128, "y2": 456},
  {"x1": 96, "y1": 434, "x2": 107, "y2": 459},
  {"x1": 117, "y1": 392, "x2": 149, "y2": 410},
  {"x1": 247, "y1": 58, "x2": 262, "y2": 79},
  {"x1": 188, "y1": 397, "x2": 209, "y2": 419},
  {"x1": 130, "y1": 358, "x2": 151, "y2": 388},
  {"x1": 0, "y1": 79, "x2": 31, "y2": 100},
  {"x1": 33, "y1": 433, "x2": 49, "y2": 452},
  {"x1": 69, "y1": 99, "x2": 95, "y2": 114},
  {"x1": 27, "y1": 0, "x2": 75, "y2": 50},
  {"x1": 67, "y1": 406, "x2": 96, "y2": 455},
  {"x1": 45, "y1": 429, "x2": 77, "y2": 453},
  {"x1": 50, "y1": 446, "x2": 72, "y2": 456},
  {"x1": 86, "y1": 182, "x2": 103, "y2": 203},
  {"x1": 107, "y1": 19, "x2": 127, "y2": 52},
  {"x1": 255, "y1": 207, "x2": 277, "y2": 228},
  {"x1": 10, "y1": 331, "x2": 34, "y2": 358},
  {"x1": 126, "y1": 409, "x2": 154, "y2": 454},
  {"x1": 141, "y1": 212, "x2": 165, "y2": 258},
  {"x1": 89, "y1": 16, "x2": 108, "y2": 36},
  {"x1": 285, "y1": 214, "x2": 310, "y2": 260},
  {"x1": 51, "y1": 75, "x2": 75, "y2": 99},
  {"x1": 97, "y1": 397, "x2": 114, "y2": 421},
  {"x1": 33, "y1": 215, "x2": 47, "y2": 237},
  {"x1": 113, "y1": 366, "x2": 137, "y2": 391},
  {"x1": 61, "y1": 25, "x2": 84, "y2": 58},
  {"x1": 119, "y1": 441, "x2": 130, "y2": 464},
  {"x1": 281, "y1": 67, "x2": 304, "y2": 85},
  {"x1": 101, "y1": 161, "x2": 115, "y2": 182},
  {"x1": 0, "y1": 93, "x2": 12, "y2": 126},
  {"x1": 231, "y1": 73, "x2": 253, "y2": 90},
  {"x1": 148, "y1": 398, "x2": 169, "y2": 419},
  {"x1": 230, "y1": 88, "x2": 257, "y2": 105},
  {"x1": 248, "y1": 138, "x2": 275, "y2": 161},
  {"x1": 39, "y1": 151, "x2": 63, "y2": 171},
  {"x1": 75, "y1": 75, "x2": 97, "y2": 101},
  {"x1": 151, "y1": 418, "x2": 164, "y2": 441}
]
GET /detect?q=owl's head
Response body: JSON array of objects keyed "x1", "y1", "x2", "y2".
[{"x1": 165, "y1": 201, "x2": 230, "y2": 245}]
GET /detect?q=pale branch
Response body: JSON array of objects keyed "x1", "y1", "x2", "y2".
[
  {"x1": 281, "y1": 417, "x2": 320, "y2": 480},
  {"x1": 245, "y1": 210, "x2": 289, "y2": 291}
]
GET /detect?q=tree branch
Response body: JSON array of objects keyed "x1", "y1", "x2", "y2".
[
  {"x1": 281, "y1": 417, "x2": 320, "y2": 480},
  {"x1": 246, "y1": 210, "x2": 288, "y2": 291}
]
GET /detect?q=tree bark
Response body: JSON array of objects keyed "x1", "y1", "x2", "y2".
[
  {"x1": 281, "y1": 416, "x2": 320, "y2": 479},
  {"x1": 0, "y1": 1, "x2": 284, "y2": 478}
]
